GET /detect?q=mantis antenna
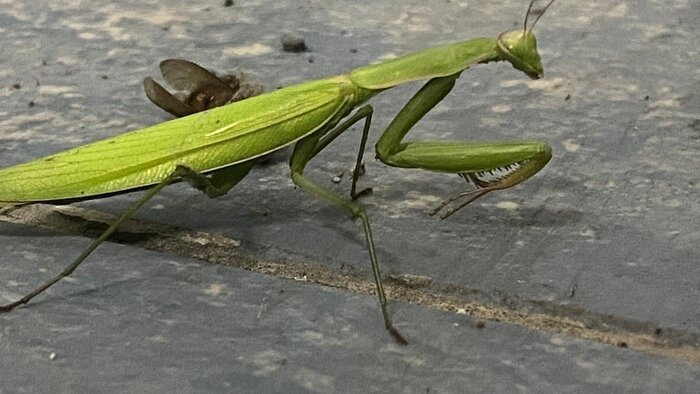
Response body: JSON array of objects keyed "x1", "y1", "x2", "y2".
[{"x1": 524, "y1": 0, "x2": 558, "y2": 32}]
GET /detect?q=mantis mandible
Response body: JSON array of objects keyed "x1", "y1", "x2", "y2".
[{"x1": 0, "y1": 0, "x2": 557, "y2": 344}]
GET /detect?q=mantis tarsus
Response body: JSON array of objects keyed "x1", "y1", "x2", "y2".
[{"x1": 0, "y1": 0, "x2": 557, "y2": 344}]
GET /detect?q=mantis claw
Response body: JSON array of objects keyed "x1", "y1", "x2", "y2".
[
  {"x1": 388, "y1": 326, "x2": 409, "y2": 346},
  {"x1": 351, "y1": 187, "x2": 373, "y2": 200}
]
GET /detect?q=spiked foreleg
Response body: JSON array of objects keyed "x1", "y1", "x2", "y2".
[{"x1": 375, "y1": 74, "x2": 552, "y2": 217}]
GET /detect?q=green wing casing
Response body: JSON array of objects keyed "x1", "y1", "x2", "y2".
[{"x1": 0, "y1": 76, "x2": 359, "y2": 203}]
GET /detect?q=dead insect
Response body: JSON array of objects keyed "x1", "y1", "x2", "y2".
[{"x1": 143, "y1": 59, "x2": 264, "y2": 117}]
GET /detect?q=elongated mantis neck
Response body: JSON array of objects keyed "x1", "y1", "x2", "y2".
[
  {"x1": 348, "y1": 30, "x2": 542, "y2": 94},
  {"x1": 474, "y1": 38, "x2": 505, "y2": 64}
]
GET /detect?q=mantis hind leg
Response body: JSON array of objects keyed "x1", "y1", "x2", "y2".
[
  {"x1": 0, "y1": 170, "x2": 182, "y2": 312},
  {"x1": 0, "y1": 162, "x2": 253, "y2": 312},
  {"x1": 375, "y1": 74, "x2": 552, "y2": 218},
  {"x1": 176, "y1": 161, "x2": 255, "y2": 198},
  {"x1": 289, "y1": 107, "x2": 408, "y2": 345}
]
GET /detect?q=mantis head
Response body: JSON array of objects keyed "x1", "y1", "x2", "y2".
[
  {"x1": 497, "y1": 0, "x2": 557, "y2": 79},
  {"x1": 497, "y1": 31, "x2": 543, "y2": 79}
]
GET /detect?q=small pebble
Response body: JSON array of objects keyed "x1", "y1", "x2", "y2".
[{"x1": 281, "y1": 34, "x2": 307, "y2": 53}]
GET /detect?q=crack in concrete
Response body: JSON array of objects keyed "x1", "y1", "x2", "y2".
[{"x1": 2, "y1": 203, "x2": 699, "y2": 365}]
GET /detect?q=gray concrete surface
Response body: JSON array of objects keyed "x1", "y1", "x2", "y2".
[{"x1": 1, "y1": 0, "x2": 699, "y2": 392}]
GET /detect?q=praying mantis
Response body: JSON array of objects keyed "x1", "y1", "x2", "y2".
[{"x1": 0, "y1": 0, "x2": 557, "y2": 344}]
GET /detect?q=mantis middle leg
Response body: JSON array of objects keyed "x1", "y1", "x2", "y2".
[{"x1": 289, "y1": 105, "x2": 408, "y2": 345}]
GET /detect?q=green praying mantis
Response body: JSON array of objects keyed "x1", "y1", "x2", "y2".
[{"x1": 0, "y1": 0, "x2": 557, "y2": 344}]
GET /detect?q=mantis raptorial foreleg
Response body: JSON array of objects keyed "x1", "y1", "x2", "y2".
[
  {"x1": 374, "y1": 76, "x2": 551, "y2": 218},
  {"x1": 336, "y1": 74, "x2": 551, "y2": 219}
]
